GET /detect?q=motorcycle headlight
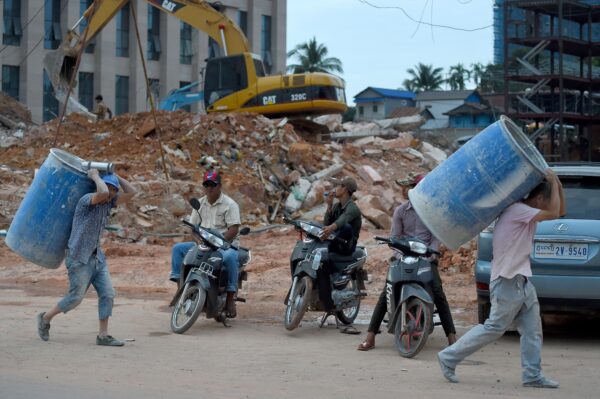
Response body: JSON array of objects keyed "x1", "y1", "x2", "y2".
[
  {"x1": 201, "y1": 230, "x2": 224, "y2": 248},
  {"x1": 408, "y1": 241, "x2": 427, "y2": 255}
]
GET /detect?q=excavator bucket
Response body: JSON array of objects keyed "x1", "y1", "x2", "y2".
[
  {"x1": 42, "y1": 36, "x2": 79, "y2": 91},
  {"x1": 42, "y1": 34, "x2": 96, "y2": 118}
]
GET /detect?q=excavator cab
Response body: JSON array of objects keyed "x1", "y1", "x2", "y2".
[{"x1": 204, "y1": 54, "x2": 251, "y2": 109}]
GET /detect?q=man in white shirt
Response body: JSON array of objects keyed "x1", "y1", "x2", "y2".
[
  {"x1": 438, "y1": 169, "x2": 566, "y2": 388},
  {"x1": 169, "y1": 171, "x2": 241, "y2": 317}
]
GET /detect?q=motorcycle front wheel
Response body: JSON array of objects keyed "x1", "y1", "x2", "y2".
[
  {"x1": 171, "y1": 282, "x2": 206, "y2": 334},
  {"x1": 394, "y1": 297, "x2": 432, "y2": 358},
  {"x1": 284, "y1": 276, "x2": 312, "y2": 331}
]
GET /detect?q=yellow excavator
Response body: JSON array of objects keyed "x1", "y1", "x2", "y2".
[{"x1": 43, "y1": 0, "x2": 347, "y2": 117}]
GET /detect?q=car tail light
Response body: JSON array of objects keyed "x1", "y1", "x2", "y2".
[{"x1": 476, "y1": 282, "x2": 489, "y2": 291}]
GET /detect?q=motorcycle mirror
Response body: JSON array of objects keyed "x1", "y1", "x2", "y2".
[
  {"x1": 239, "y1": 226, "x2": 251, "y2": 236},
  {"x1": 189, "y1": 198, "x2": 201, "y2": 210}
]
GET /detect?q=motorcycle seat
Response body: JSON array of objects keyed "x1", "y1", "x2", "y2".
[
  {"x1": 329, "y1": 247, "x2": 366, "y2": 272},
  {"x1": 329, "y1": 246, "x2": 365, "y2": 262}
]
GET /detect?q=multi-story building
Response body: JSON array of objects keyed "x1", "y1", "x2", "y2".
[
  {"x1": 0, "y1": 0, "x2": 286, "y2": 123},
  {"x1": 494, "y1": 0, "x2": 600, "y2": 65}
]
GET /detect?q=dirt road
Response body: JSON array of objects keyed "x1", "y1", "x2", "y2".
[{"x1": 1, "y1": 287, "x2": 598, "y2": 399}]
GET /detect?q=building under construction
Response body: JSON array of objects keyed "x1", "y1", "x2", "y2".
[{"x1": 501, "y1": 0, "x2": 600, "y2": 161}]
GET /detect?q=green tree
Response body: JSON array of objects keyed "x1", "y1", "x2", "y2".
[
  {"x1": 480, "y1": 63, "x2": 504, "y2": 93},
  {"x1": 470, "y1": 62, "x2": 486, "y2": 88},
  {"x1": 400, "y1": 78, "x2": 417, "y2": 92},
  {"x1": 287, "y1": 37, "x2": 343, "y2": 74},
  {"x1": 447, "y1": 63, "x2": 470, "y2": 91},
  {"x1": 405, "y1": 63, "x2": 445, "y2": 92}
]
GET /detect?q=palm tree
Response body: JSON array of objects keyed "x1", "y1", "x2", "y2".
[
  {"x1": 470, "y1": 62, "x2": 486, "y2": 88},
  {"x1": 405, "y1": 63, "x2": 445, "y2": 92},
  {"x1": 400, "y1": 78, "x2": 416, "y2": 92},
  {"x1": 447, "y1": 63, "x2": 470, "y2": 91},
  {"x1": 287, "y1": 37, "x2": 343, "y2": 74}
]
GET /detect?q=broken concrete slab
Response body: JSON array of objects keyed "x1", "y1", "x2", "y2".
[
  {"x1": 358, "y1": 206, "x2": 392, "y2": 230},
  {"x1": 307, "y1": 163, "x2": 344, "y2": 182},
  {"x1": 420, "y1": 142, "x2": 447, "y2": 167},
  {"x1": 358, "y1": 165, "x2": 384, "y2": 185}
]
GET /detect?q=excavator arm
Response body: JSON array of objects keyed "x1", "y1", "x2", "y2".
[{"x1": 44, "y1": 0, "x2": 249, "y2": 91}]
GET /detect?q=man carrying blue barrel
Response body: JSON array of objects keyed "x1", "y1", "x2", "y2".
[
  {"x1": 438, "y1": 169, "x2": 566, "y2": 388},
  {"x1": 37, "y1": 168, "x2": 136, "y2": 346}
]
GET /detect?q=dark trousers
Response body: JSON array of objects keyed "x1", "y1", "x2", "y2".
[
  {"x1": 317, "y1": 224, "x2": 356, "y2": 312},
  {"x1": 367, "y1": 262, "x2": 456, "y2": 337}
]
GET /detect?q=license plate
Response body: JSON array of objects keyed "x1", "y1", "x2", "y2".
[{"x1": 534, "y1": 242, "x2": 589, "y2": 260}]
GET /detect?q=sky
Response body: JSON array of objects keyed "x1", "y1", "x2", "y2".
[{"x1": 287, "y1": 0, "x2": 494, "y2": 101}]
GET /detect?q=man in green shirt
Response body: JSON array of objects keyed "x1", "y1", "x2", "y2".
[
  {"x1": 318, "y1": 176, "x2": 362, "y2": 310},
  {"x1": 320, "y1": 176, "x2": 362, "y2": 254}
]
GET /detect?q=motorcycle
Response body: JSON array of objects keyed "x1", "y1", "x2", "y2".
[
  {"x1": 170, "y1": 198, "x2": 251, "y2": 334},
  {"x1": 374, "y1": 235, "x2": 440, "y2": 358},
  {"x1": 283, "y1": 218, "x2": 368, "y2": 331}
]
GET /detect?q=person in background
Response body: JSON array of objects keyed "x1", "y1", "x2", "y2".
[
  {"x1": 358, "y1": 173, "x2": 456, "y2": 351},
  {"x1": 37, "y1": 169, "x2": 136, "y2": 346},
  {"x1": 317, "y1": 176, "x2": 362, "y2": 311},
  {"x1": 94, "y1": 95, "x2": 112, "y2": 120},
  {"x1": 169, "y1": 171, "x2": 241, "y2": 317}
]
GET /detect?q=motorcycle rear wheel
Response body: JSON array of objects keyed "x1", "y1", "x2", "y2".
[
  {"x1": 171, "y1": 282, "x2": 206, "y2": 334},
  {"x1": 394, "y1": 297, "x2": 432, "y2": 358},
  {"x1": 336, "y1": 280, "x2": 361, "y2": 325},
  {"x1": 284, "y1": 276, "x2": 312, "y2": 331}
]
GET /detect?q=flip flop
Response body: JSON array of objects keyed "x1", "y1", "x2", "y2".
[
  {"x1": 357, "y1": 340, "x2": 375, "y2": 351},
  {"x1": 340, "y1": 325, "x2": 360, "y2": 335}
]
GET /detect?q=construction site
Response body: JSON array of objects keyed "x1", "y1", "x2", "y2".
[{"x1": 1, "y1": 1, "x2": 600, "y2": 398}]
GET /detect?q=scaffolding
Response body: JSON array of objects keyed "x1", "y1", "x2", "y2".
[{"x1": 503, "y1": 0, "x2": 600, "y2": 161}]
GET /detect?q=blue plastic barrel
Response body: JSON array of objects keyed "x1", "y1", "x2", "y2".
[
  {"x1": 6, "y1": 149, "x2": 95, "y2": 268},
  {"x1": 409, "y1": 116, "x2": 548, "y2": 250}
]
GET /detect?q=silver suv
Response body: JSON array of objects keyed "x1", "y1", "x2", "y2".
[{"x1": 475, "y1": 163, "x2": 600, "y2": 323}]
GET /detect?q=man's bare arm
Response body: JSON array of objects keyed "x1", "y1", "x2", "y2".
[{"x1": 116, "y1": 175, "x2": 136, "y2": 205}]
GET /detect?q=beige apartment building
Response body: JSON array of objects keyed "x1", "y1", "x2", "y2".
[{"x1": 0, "y1": 0, "x2": 286, "y2": 123}]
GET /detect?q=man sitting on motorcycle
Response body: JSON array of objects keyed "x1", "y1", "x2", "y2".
[
  {"x1": 318, "y1": 176, "x2": 362, "y2": 311},
  {"x1": 358, "y1": 173, "x2": 457, "y2": 351},
  {"x1": 169, "y1": 171, "x2": 241, "y2": 318}
]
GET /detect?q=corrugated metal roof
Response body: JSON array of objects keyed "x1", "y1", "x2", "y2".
[{"x1": 354, "y1": 87, "x2": 416, "y2": 100}]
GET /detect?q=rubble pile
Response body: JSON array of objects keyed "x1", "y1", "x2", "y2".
[
  {"x1": 0, "y1": 108, "x2": 480, "y2": 273},
  {"x1": 0, "y1": 93, "x2": 33, "y2": 149},
  {"x1": 438, "y1": 241, "x2": 477, "y2": 274}
]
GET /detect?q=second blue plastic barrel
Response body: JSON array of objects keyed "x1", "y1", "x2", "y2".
[
  {"x1": 6, "y1": 149, "x2": 95, "y2": 268},
  {"x1": 409, "y1": 116, "x2": 548, "y2": 250}
]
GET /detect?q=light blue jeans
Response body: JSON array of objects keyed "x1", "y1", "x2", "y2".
[
  {"x1": 170, "y1": 242, "x2": 239, "y2": 292},
  {"x1": 58, "y1": 253, "x2": 115, "y2": 320},
  {"x1": 438, "y1": 275, "x2": 544, "y2": 383}
]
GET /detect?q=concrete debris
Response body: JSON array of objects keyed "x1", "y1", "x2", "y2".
[
  {"x1": 284, "y1": 178, "x2": 311, "y2": 213},
  {"x1": 162, "y1": 144, "x2": 190, "y2": 161},
  {"x1": 374, "y1": 115, "x2": 423, "y2": 130},
  {"x1": 313, "y1": 114, "x2": 343, "y2": 132},
  {"x1": 307, "y1": 163, "x2": 344, "y2": 182},
  {"x1": 419, "y1": 141, "x2": 448, "y2": 167},
  {"x1": 358, "y1": 165, "x2": 384, "y2": 185},
  {"x1": 0, "y1": 102, "x2": 450, "y2": 238}
]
